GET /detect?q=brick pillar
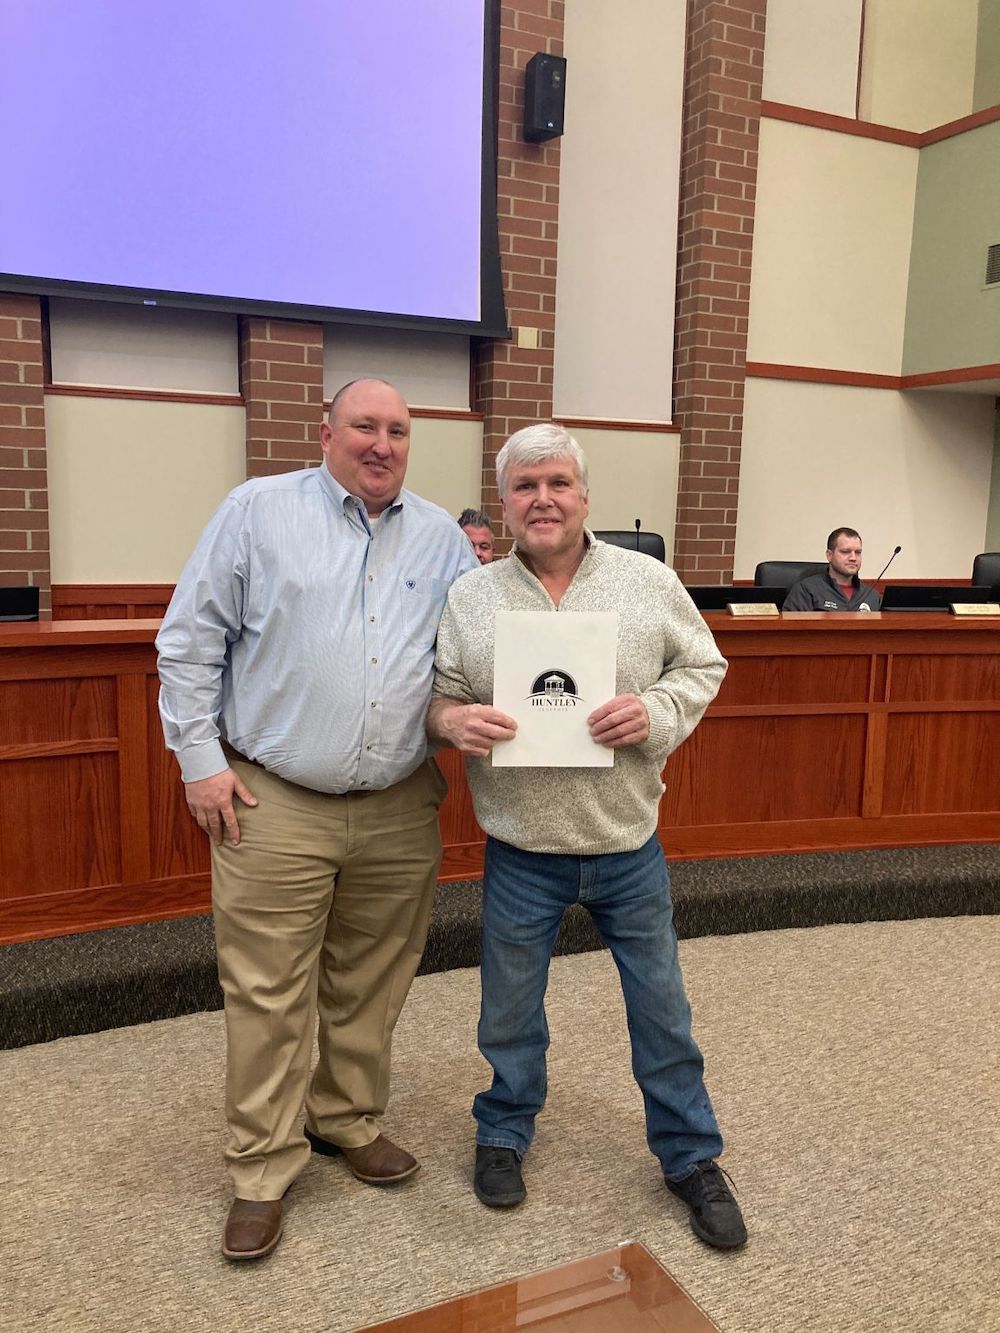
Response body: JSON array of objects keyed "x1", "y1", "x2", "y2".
[
  {"x1": 672, "y1": 0, "x2": 766, "y2": 582},
  {"x1": 239, "y1": 317, "x2": 325, "y2": 478},
  {"x1": 473, "y1": 1, "x2": 564, "y2": 544},
  {"x1": 0, "y1": 294, "x2": 50, "y2": 616}
]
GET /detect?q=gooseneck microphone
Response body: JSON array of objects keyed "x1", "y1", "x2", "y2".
[
  {"x1": 634, "y1": 518, "x2": 641, "y2": 553},
  {"x1": 856, "y1": 545, "x2": 901, "y2": 608}
]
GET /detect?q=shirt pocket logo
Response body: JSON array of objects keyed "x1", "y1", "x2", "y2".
[{"x1": 401, "y1": 577, "x2": 449, "y2": 648}]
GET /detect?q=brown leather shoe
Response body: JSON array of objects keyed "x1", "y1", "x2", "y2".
[
  {"x1": 221, "y1": 1197, "x2": 283, "y2": 1261},
  {"x1": 304, "y1": 1126, "x2": 419, "y2": 1185}
]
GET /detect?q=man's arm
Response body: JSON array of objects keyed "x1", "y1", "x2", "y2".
[
  {"x1": 156, "y1": 495, "x2": 257, "y2": 843},
  {"x1": 633, "y1": 573, "x2": 728, "y2": 763},
  {"x1": 781, "y1": 578, "x2": 816, "y2": 611}
]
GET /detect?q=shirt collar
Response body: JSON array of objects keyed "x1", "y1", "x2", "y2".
[{"x1": 317, "y1": 463, "x2": 405, "y2": 522}]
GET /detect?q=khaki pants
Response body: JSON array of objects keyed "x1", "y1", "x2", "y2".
[{"x1": 211, "y1": 756, "x2": 446, "y2": 1200}]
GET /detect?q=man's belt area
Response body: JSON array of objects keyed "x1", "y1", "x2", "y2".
[{"x1": 221, "y1": 740, "x2": 379, "y2": 797}]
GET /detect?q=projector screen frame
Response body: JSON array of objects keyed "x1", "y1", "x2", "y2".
[{"x1": 0, "y1": 0, "x2": 509, "y2": 341}]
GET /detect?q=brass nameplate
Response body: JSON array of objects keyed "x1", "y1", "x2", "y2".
[
  {"x1": 727, "y1": 602, "x2": 780, "y2": 617},
  {"x1": 950, "y1": 603, "x2": 1000, "y2": 616}
]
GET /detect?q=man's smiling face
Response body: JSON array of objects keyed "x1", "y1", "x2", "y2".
[
  {"x1": 319, "y1": 379, "x2": 410, "y2": 517},
  {"x1": 501, "y1": 456, "x2": 589, "y2": 562}
]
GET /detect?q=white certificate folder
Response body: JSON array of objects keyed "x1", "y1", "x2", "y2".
[{"x1": 492, "y1": 610, "x2": 619, "y2": 767}]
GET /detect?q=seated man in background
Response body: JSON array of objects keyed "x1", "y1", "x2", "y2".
[
  {"x1": 429, "y1": 423, "x2": 748, "y2": 1251},
  {"x1": 457, "y1": 507, "x2": 496, "y2": 565},
  {"x1": 784, "y1": 527, "x2": 881, "y2": 611}
]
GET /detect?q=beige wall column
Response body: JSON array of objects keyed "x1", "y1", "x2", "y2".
[
  {"x1": 473, "y1": 1, "x2": 564, "y2": 544},
  {"x1": 239, "y1": 318, "x2": 325, "y2": 478},
  {"x1": 0, "y1": 294, "x2": 50, "y2": 615},
  {"x1": 673, "y1": 0, "x2": 767, "y2": 583}
]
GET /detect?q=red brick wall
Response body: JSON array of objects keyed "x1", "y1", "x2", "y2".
[
  {"x1": 474, "y1": 0, "x2": 564, "y2": 541},
  {"x1": 0, "y1": 294, "x2": 50, "y2": 615},
  {"x1": 239, "y1": 317, "x2": 325, "y2": 478},
  {"x1": 673, "y1": 0, "x2": 767, "y2": 582}
]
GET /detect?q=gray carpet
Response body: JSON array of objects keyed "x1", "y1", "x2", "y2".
[
  {"x1": 1, "y1": 916, "x2": 997, "y2": 1333},
  {"x1": 4, "y1": 842, "x2": 999, "y2": 1048}
]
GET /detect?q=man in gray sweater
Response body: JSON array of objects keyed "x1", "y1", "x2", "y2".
[{"x1": 428, "y1": 424, "x2": 747, "y2": 1250}]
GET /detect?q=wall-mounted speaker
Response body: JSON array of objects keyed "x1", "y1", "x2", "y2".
[{"x1": 523, "y1": 53, "x2": 566, "y2": 143}]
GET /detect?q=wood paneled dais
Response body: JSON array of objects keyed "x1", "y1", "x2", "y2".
[
  {"x1": 0, "y1": 753, "x2": 120, "y2": 897},
  {"x1": 2, "y1": 613, "x2": 998, "y2": 941},
  {"x1": 0, "y1": 676, "x2": 115, "y2": 746},
  {"x1": 890, "y1": 654, "x2": 999, "y2": 703},
  {"x1": 717, "y1": 654, "x2": 871, "y2": 706},
  {"x1": 883, "y1": 714, "x2": 1000, "y2": 815},
  {"x1": 664, "y1": 715, "x2": 867, "y2": 826}
]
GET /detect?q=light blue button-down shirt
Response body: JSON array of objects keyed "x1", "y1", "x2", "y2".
[{"x1": 156, "y1": 462, "x2": 476, "y2": 793}]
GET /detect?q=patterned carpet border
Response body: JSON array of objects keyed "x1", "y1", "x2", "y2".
[{"x1": 2, "y1": 843, "x2": 998, "y2": 1050}]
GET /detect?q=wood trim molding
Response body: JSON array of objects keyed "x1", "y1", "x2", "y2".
[
  {"x1": 761, "y1": 99, "x2": 1000, "y2": 148},
  {"x1": 553, "y1": 417, "x2": 682, "y2": 434},
  {"x1": 319, "y1": 401, "x2": 485, "y2": 422},
  {"x1": 761, "y1": 100, "x2": 920, "y2": 147},
  {"x1": 747, "y1": 361, "x2": 1000, "y2": 391},
  {"x1": 409, "y1": 406, "x2": 485, "y2": 422},
  {"x1": 45, "y1": 383, "x2": 244, "y2": 407},
  {"x1": 44, "y1": 385, "x2": 484, "y2": 419},
  {"x1": 921, "y1": 105, "x2": 1000, "y2": 146},
  {"x1": 747, "y1": 362, "x2": 902, "y2": 389},
  {"x1": 901, "y1": 363, "x2": 1000, "y2": 389}
]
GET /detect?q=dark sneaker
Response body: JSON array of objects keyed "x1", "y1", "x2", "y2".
[
  {"x1": 666, "y1": 1160, "x2": 747, "y2": 1250},
  {"x1": 474, "y1": 1145, "x2": 526, "y2": 1208}
]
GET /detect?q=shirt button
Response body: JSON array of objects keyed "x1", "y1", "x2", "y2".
[
  {"x1": 370, "y1": 701, "x2": 377, "y2": 708},
  {"x1": 366, "y1": 744, "x2": 373, "y2": 751},
  {"x1": 367, "y1": 574, "x2": 374, "y2": 582},
  {"x1": 371, "y1": 656, "x2": 378, "y2": 664},
  {"x1": 369, "y1": 615, "x2": 375, "y2": 622}
]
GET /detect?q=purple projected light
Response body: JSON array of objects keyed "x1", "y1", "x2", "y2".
[{"x1": 1, "y1": 0, "x2": 485, "y2": 323}]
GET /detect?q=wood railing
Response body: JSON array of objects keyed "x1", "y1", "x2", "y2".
[{"x1": 1, "y1": 613, "x2": 998, "y2": 942}]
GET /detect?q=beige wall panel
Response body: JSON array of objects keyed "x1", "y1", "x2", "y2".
[
  {"x1": 564, "y1": 427, "x2": 679, "y2": 560},
  {"x1": 902, "y1": 123, "x2": 1000, "y2": 375},
  {"x1": 761, "y1": 0, "x2": 863, "y2": 118},
  {"x1": 734, "y1": 378, "x2": 994, "y2": 580},
  {"x1": 45, "y1": 395, "x2": 246, "y2": 583},
  {"x1": 552, "y1": 0, "x2": 684, "y2": 422},
  {"x1": 974, "y1": 0, "x2": 1000, "y2": 111},
  {"x1": 48, "y1": 298, "x2": 239, "y2": 394},
  {"x1": 859, "y1": 0, "x2": 978, "y2": 131},
  {"x1": 747, "y1": 119, "x2": 918, "y2": 374},
  {"x1": 405, "y1": 417, "x2": 483, "y2": 519},
  {"x1": 324, "y1": 326, "x2": 470, "y2": 410},
  {"x1": 987, "y1": 413, "x2": 1000, "y2": 550}
]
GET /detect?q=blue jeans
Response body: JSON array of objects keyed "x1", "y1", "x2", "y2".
[{"x1": 474, "y1": 833, "x2": 724, "y2": 1180}]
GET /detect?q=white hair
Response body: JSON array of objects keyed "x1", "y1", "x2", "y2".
[{"x1": 495, "y1": 424, "x2": 589, "y2": 498}]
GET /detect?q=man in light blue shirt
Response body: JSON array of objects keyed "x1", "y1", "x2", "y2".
[{"x1": 157, "y1": 378, "x2": 475, "y2": 1261}]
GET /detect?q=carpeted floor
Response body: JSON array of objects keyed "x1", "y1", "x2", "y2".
[{"x1": 1, "y1": 915, "x2": 997, "y2": 1333}]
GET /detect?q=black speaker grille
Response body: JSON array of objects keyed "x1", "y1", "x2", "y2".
[{"x1": 986, "y1": 243, "x2": 1000, "y2": 286}]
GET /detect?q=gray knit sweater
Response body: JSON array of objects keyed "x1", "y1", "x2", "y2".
[{"x1": 432, "y1": 535, "x2": 727, "y2": 855}]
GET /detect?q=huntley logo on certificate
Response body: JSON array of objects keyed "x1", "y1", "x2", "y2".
[
  {"x1": 528, "y1": 670, "x2": 581, "y2": 706},
  {"x1": 493, "y1": 610, "x2": 618, "y2": 767}
]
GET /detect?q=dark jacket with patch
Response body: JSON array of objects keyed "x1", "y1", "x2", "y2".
[{"x1": 783, "y1": 569, "x2": 881, "y2": 612}]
